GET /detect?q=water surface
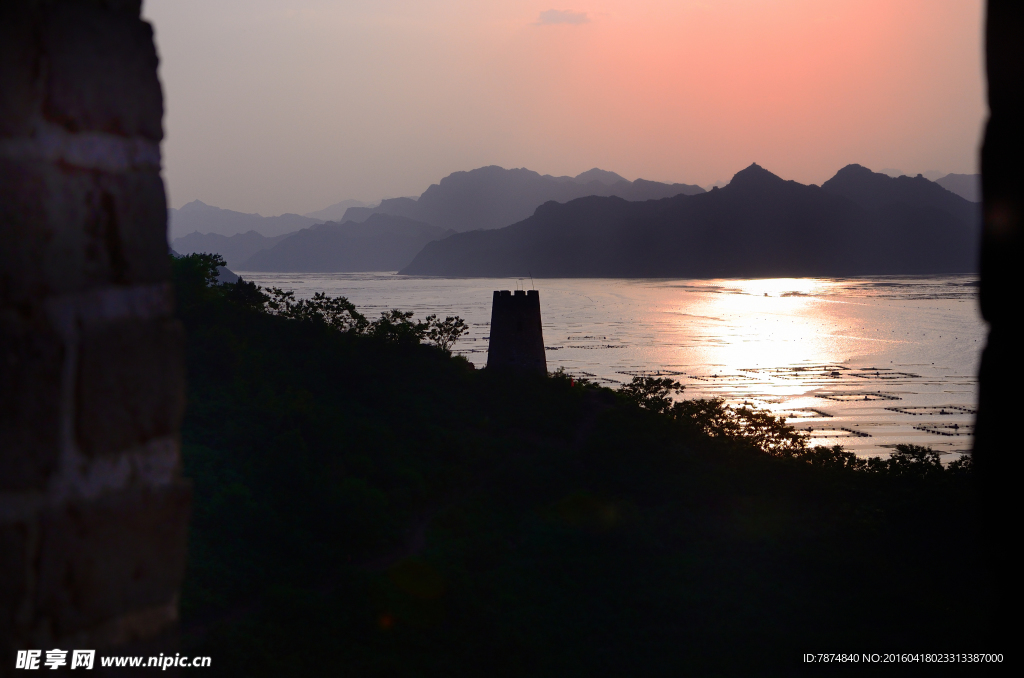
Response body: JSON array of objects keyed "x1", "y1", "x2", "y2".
[{"x1": 238, "y1": 272, "x2": 984, "y2": 458}]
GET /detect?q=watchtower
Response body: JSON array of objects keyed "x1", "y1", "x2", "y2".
[{"x1": 486, "y1": 290, "x2": 547, "y2": 373}]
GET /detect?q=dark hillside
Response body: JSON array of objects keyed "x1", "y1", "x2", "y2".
[
  {"x1": 822, "y1": 164, "x2": 979, "y2": 220},
  {"x1": 402, "y1": 163, "x2": 979, "y2": 277},
  {"x1": 173, "y1": 255, "x2": 988, "y2": 675}
]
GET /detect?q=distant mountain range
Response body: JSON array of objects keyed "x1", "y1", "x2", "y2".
[
  {"x1": 169, "y1": 165, "x2": 705, "y2": 271},
  {"x1": 170, "y1": 164, "x2": 980, "y2": 276},
  {"x1": 874, "y1": 171, "x2": 979, "y2": 202},
  {"x1": 168, "y1": 200, "x2": 325, "y2": 240},
  {"x1": 302, "y1": 198, "x2": 375, "y2": 222},
  {"x1": 934, "y1": 173, "x2": 980, "y2": 202},
  {"x1": 240, "y1": 214, "x2": 453, "y2": 272},
  {"x1": 171, "y1": 230, "x2": 294, "y2": 269},
  {"x1": 400, "y1": 164, "x2": 980, "y2": 278},
  {"x1": 340, "y1": 166, "x2": 706, "y2": 232}
]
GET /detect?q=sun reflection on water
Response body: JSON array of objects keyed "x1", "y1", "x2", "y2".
[
  {"x1": 662, "y1": 278, "x2": 848, "y2": 382},
  {"x1": 238, "y1": 272, "x2": 984, "y2": 457}
]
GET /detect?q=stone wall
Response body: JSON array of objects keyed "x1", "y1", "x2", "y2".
[
  {"x1": 1, "y1": 0, "x2": 189, "y2": 670},
  {"x1": 975, "y1": 0, "x2": 1023, "y2": 646}
]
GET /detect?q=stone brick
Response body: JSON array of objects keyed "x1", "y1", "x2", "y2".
[
  {"x1": 95, "y1": 1, "x2": 144, "y2": 13},
  {"x1": 0, "y1": 158, "x2": 50, "y2": 306},
  {"x1": 2, "y1": 0, "x2": 187, "y2": 659},
  {"x1": 0, "y1": 159, "x2": 169, "y2": 307},
  {"x1": 76, "y1": 318, "x2": 184, "y2": 458},
  {"x1": 0, "y1": 5, "x2": 42, "y2": 138},
  {"x1": 97, "y1": 169, "x2": 171, "y2": 285},
  {"x1": 40, "y1": 1, "x2": 162, "y2": 141},
  {"x1": 0, "y1": 313, "x2": 64, "y2": 491},
  {"x1": 35, "y1": 484, "x2": 191, "y2": 639},
  {"x1": 0, "y1": 523, "x2": 29, "y2": 642}
]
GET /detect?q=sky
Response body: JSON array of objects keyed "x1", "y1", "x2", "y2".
[{"x1": 143, "y1": 0, "x2": 986, "y2": 217}]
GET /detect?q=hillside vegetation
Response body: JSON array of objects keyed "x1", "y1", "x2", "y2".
[{"x1": 174, "y1": 254, "x2": 987, "y2": 676}]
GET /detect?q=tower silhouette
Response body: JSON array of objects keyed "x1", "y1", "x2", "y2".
[{"x1": 486, "y1": 290, "x2": 547, "y2": 373}]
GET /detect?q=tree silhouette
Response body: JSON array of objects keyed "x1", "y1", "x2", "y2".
[{"x1": 425, "y1": 315, "x2": 469, "y2": 353}]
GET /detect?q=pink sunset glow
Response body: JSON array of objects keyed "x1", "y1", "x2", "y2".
[{"x1": 144, "y1": 0, "x2": 985, "y2": 216}]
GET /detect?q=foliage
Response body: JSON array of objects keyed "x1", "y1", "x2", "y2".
[
  {"x1": 620, "y1": 379, "x2": 805, "y2": 455},
  {"x1": 551, "y1": 366, "x2": 593, "y2": 387},
  {"x1": 264, "y1": 287, "x2": 369, "y2": 333},
  {"x1": 184, "y1": 252, "x2": 226, "y2": 286},
  {"x1": 618, "y1": 375, "x2": 684, "y2": 414},
  {"x1": 171, "y1": 252, "x2": 226, "y2": 305},
  {"x1": 223, "y1": 278, "x2": 269, "y2": 311},
  {"x1": 363, "y1": 310, "x2": 470, "y2": 350},
  {"x1": 793, "y1": 444, "x2": 868, "y2": 471},
  {"x1": 671, "y1": 397, "x2": 743, "y2": 438},
  {"x1": 171, "y1": 253, "x2": 468, "y2": 351},
  {"x1": 424, "y1": 314, "x2": 469, "y2": 353},
  {"x1": 618, "y1": 380, "x2": 972, "y2": 471},
  {"x1": 721, "y1": 404, "x2": 807, "y2": 455},
  {"x1": 946, "y1": 452, "x2": 974, "y2": 476},
  {"x1": 367, "y1": 309, "x2": 430, "y2": 344},
  {"x1": 863, "y1": 444, "x2": 946, "y2": 479},
  {"x1": 173, "y1": 259, "x2": 984, "y2": 675}
]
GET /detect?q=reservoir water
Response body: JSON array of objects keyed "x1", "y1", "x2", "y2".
[{"x1": 237, "y1": 272, "x2": 984, "y2": 459}]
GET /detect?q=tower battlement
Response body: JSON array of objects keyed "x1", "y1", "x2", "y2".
[{"x1": 486, "y1": 290, "x2": 547, "y2": 373}]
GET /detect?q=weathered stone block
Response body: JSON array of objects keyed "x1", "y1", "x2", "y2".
[
  {"x1": 95, "y1": 1, "x2": 144, "y2": 13},
  {"x1": 40, "y1": 1, "x2": 162, "y2": 140},
  {"x1": 0, "y1": 313, "x2": 64, "y2": 491},
  {"x1": 97, "y1": 169, "x2": 171, "y2": 285},
  {"x1": 0, "y1": 159, "x2": 169, "y2": 306},
  {"x1": 0, "y1": 522, "x2": 29, "y2": 642},
  {"x1": 76, "y1": 318, "x2": 184, "y2": 458},
  {"x1": 0, "y1": 5, "x2": 41, "y2": 138},
  {"x1": 0, "y1": 158, "x2": 50, "y2": 306},
  {"x1": 35, "y1": 484, "x2": 191, "y2": 638}
]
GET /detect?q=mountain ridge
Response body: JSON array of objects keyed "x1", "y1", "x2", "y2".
[
  {"x1": 171, "y1": 230, "x2": 293, "y2": 269},
  {"x1": 933, "y1": 173, "x2": 980, "y2": 202},
  {"x1": 341, "y1": 165, "x2": 705, "y2": 232},
  {"x1": 239, "y1": 213, "x2": 454, "y2": 272},
  {"x1": 169, "y1": 199, "x2": 324, "y2": 239},
  {"x1": 400, "y1": 163, "x2": 979, "y2": 278}
]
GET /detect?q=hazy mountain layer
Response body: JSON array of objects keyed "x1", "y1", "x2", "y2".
[
  {"x1": 171, "y1": 230, "x2": 293, "y2": 269},
  {"x1": 240, "y1": 214, "x2": 454, "y2": 272},
  {"x1": 169, "y1": 199, "x2": 323, "y2": 239},
  {"x1": 400, "y1": 164, "x2": 979, "y2": 278},
  {"x1": 341, "y1": 165, "x2": 705, "y2": 232},
  {"x1": 303, "y1": 198, "x2": 374, "y2": 222},
  {"x1": 934, "y1": 173, "x2": 981, "y2": 202}
]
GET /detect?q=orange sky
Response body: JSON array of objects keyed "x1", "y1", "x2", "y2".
[{"x1": 144, "y1": 0, "x2": 986, "y2": 216}]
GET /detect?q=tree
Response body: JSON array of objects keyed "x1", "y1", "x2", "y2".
[
  {"x1": 671, "y1": 398, "x2": 742, "y2": 439},
  {"x1": 368, "y1": 309, "x2": 430, "y2": 345},
  {"x1": 618, "y1": 376, "x2": 684, "y2": 415},
  {"x1": 170, "y1": 252, "x2": 227, "y2": 309},
  {"x1": 225, "y1": 277, "x2": 270, "y2": 310},
  {"x1": 425, "y1": 315, "x2": 468, "y2": 353},
  {"x1": 865, "y1": 444, "x2": 944, "y2": 479},
  {"x1": 264, "y1": 288, "x2": 368, "y2": 333}
]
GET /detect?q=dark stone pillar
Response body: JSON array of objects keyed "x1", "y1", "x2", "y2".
[
  {"x1": 1, "y1": 0, "x2": 189, "y2": 670},
  {"x1": 486, "y1": 290, "x2": 547, "y2": 373},
  {"x1": 975, "y1": 0, "x2": 1023, "y2": 648}
]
